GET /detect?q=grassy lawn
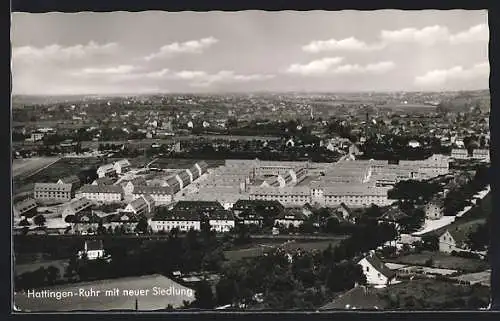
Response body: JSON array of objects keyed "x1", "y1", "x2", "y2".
[
  {"x1": 224, "y1": 240, "x2": 341, "y2": 263},
  {"x1": 377, "y1": 279, "x2": 490, "y2": 310},
  {"x1": 13, "y1": 157, "x2": 105, "y2": 195},
  {"x1": 390, "y1": 251, "x2": 489, "y2": 273}
]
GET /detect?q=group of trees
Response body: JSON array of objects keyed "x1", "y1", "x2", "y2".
[
  {"x1": 15, "y1": 265, "x2": 61, "y2": 290},
  {"x1": 466, "y1": 222, "x2": 490, "y2": 252},
  {"x1": 192, "y1": 220, "x2": 397, "y2": 309},
  {"x1": 388, "y1": 180, "x2": 442, "y2": 205},
  {"x1": 444, "y1": 166, "x2": 489, "y2": 216},
  {"x1": 206, "y1": 248, "x2": 366, "y2": 310}
]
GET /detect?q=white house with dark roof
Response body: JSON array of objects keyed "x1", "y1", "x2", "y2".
[
  {"x1": 78, "y1": 240, "x2": 105, "y2": 260},
  {"x1": 61, "y1": 197, "x2": 93, "y2": 221},
  {"x1": 165, "y1": 176, "x2": 181, "y2": 194},
  {"x1": 76, "y1": 185, "x2": 123, "y2": 203},
  {"x1": 122, "y1": 177, "x2": 148, "y2": 196},
  {"x1": 207, "y1": 210, "x2": 236, "y2": 233},
  {"x1": 150, "y1": 210, "x2": 201, "y2": 233},
  {"x1": 357, "y1": 252, "x2": 397, "y2": 286},
  {"x1": 113, "y1": 159, "x2": 131, "y2": 174},
  {"x1": 57, "y1": 175, "x2": 80, "y2": 186},
  {"x1": 123, "y1": 195, "x2": 155, "y2": 217},
  {"x1": 34, "y1": 183, "x2": 74, "y2": 203},
  {"x1": 97, "y1": 163, "x2": 117, "y2": 178},
  {"x1": 132, "y1": 186, "x2": 173, "y2": 205},
  {"x1": 92, "y1": 177, "x2": 116, "y2": 186},
  {"x1": 438, "y1": 220, "x2": 484, "y2": 254},
  {"x1": 274, "y1": 210, "x2": 307, "y2": 228}
]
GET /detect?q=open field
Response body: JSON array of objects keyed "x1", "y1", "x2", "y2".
[
  {"x1": 452, "y1": 270, "x2": 491, "y2": 287},
  {"x1": 12, "y1": 157, "x2": 60, "y2": 179},
  {"x1": 13, "y1": 157, "x2": 105, "y2": 196},
  {"x1": 224, "y1": 239, "x2": 342, "y2": 263},
  {"x1": 389, "y1": 251, "x2": 489, "y2": 273}
]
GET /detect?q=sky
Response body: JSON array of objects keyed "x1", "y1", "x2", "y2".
[{"x1": 11, "y1": 10, "x2": 489, "y2": 95}]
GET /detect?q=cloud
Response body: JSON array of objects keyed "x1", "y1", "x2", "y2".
[
  {"x1": 303, "y1": 24, "x2": 489, "y2": 54},
  {"x1": 302, "y1": 37, "x2": 384, "y2": 53},
  {"x1": 450, "y1": 24, "x2": 489, "y2": 44},
  {"x1": 414, "y1": 62, "x2": 489, "y2": 87},
  {"x1": 12, "y1": 41, "x2": 118, "y2": 64},
  {"x1": 287, "y1": 58, "x2": 394, "y2": 76},
  {"x1": 72, "y1": 65, "x2": 137, "y2": 76},
  {"x1": 380, "y1": 25, "x2": 450, "y2": 46},
  {"x1": 286, "y1": 57, "x2": 344, "y2": 75},
  {"x1": 66, "y1": 66, "x2": 275, "y2": 88},
  {"x1": 171, "y1": 70, "x2": 275, "y2": 87},
  {"x1": 144, "y1": 37, "x2": 219, "y2": 61},
  {"x1": 380, "y1": 23, "x2": 488, "y2": 46}
]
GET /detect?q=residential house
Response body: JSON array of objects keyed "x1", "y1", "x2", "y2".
[
  {"x1": 57, "y1": 175, "x2": 81, "y2": 187},
  {"x1": 424, "y1": 198, "x2": 445, "y2": 220},
  {"x1": 122, "y1": 177, "x2": 148, "y2": 195},
  {"x1": 232, "y1": 199, "x2": 284, "y2": 217},
  {"x1": 274, "y1": 210, "x2": 307, "y2": 228},
  {"x1": 113, "y1": 159, "x2": 131, "y2": 174},
  {"x1": 13, "y1": 198, "x2": 38, "y2": 218},
  {"x1": 92, "y1": 177, "x2": 116, "y2": 186},
  {"x1": 208, "y1": 209, "x2": 236, "y2": 233},
  {"x1": 194, "y1": 161, "x2": 209, "y2": 177},
  {"x1": 60, "y1": 197, "x2": 93, "y2": 221},
  {"x1": 377, "y1": 207, "x2": 409, "y2": 231},
  {"x1": 165, "y1": 176, "x2": 181, "y2": 194},
  {"x1": 189, "y1": 164, "x2": 201, "y2": 181},
  {"x1": 438, "y1": 221, "x2": 483, "y2": 253},
  {"x1": 123, "y1": 195, "x2": 155, "y2": 217},
  {"x1": 150, "y1": 210, "x2": 201, "y2": 233},
  {"x1": 175, "y1": 170, "x2": 192, "y2": 190},
  {"x1": 173, "y1": 201, "x2": 224, "y2": 212},
  {"x1": 97, "y1": 164, "x2": 116, "y2": 178},
  {"x1": 78, "y1": 240, "x2": 105, "y2": 260},
  {"x1": 107, "y1": 211, "x2": 142, "y2": 233},
  {"x1": 357, "y1": 252, "x2": 397, "y2": 286},
  {"x1": 238, "y1": 210, "x2": 264, "y2": 226},
  {"x1": 334, "y1": 203, "x2": 353, "y2": 222},
  {"x1": 34, "y1": 183, "x2": 74, "y2": 203},
  {"x1": 75, "y1": 185, "x2": 123, "y2": 203},
  {"x1": 132, "y1": 186, "x2": 173, "y2": 205},
  {"x1": 72, "y1": 211, "x2": 102, "y2": 234}
]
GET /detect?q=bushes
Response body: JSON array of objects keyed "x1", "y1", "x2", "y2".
[{"x1": 451, "y1": 251, "x2": 482, "y2": 260}]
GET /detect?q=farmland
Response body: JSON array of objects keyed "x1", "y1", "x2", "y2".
[
  {"x1": 12, "y1": 157, "x2": 60, "y2": 179},
  {"x1": 12, "y1": 157, "x2": 105, "y2": 199}
]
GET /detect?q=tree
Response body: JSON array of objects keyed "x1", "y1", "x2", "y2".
[
  {"x1": 64, "y1": 215, "x2": 75, "y2": 224},
  {"x1": 97, "y1": 220, "x2": 107, "y2": 235},
  {"x1": 466, "y1": 223, "x2": 489, "y2": 251},
  {"x1": 216, "y1": 277, "x2": 239, "y2": 305},
  {"x1": 33, "y1": 214, "x2": 46, "y2": 227},
  {"x1": 135, "y1": 216, "x2": 149, "y2": 234},
  {"x1": 421, "y1": 235, "x2": 439, "y2": 251},
  {"x1": 45, "y1": 266, "x2": 60, "y2": 285},
  {"x1": 194, "y1": 280, "x2": 215, "y2": 309}
]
